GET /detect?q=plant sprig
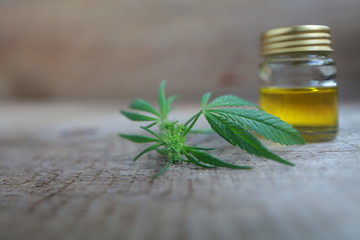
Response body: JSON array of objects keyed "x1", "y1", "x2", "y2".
[{"x1": 119, "y1": 80, "x2": 305, "y2": 178}]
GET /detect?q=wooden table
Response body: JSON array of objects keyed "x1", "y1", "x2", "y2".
[{"x1": 1, "y1": 101, "x2": 360, "y2": 240}]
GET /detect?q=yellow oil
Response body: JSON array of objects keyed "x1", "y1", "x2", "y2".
[{"x1": 260, "y1": 87, "x2": 338, "y2": 142}]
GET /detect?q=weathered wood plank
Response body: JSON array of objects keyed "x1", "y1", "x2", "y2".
[{"x1": 0, "y1": 101, "x2": 360, "y2": 240}]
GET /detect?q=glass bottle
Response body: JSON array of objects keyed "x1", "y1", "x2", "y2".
[{"x1": 259, "y1": 25, "x2": 338, "y2": 142}]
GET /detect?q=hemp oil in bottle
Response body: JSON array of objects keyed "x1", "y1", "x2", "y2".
[{"x1": 259, "y1": 25, "x2": 338, "y2": 142}]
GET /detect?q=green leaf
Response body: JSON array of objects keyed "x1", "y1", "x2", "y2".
[
  {"x1": 158, "y1": 80, "x2": 167, "y2": 118},
  {"x1": 204, "y1": 112, "x2": 237, "y2": 145},
  {"x1": 204, "y1": 112, "x2": 295, "y2": 166},
  {"x1": 144, "y1": 122, "x2": 158, "y2": 129},
  {"x1": 166, "y1": 95, "x2": 177, "y2": 112},
  {"x1": 201, "y1": 92, "x2": 212, "y2": 108},
  {"x1": 206, "y1": 95, "x2": 258, "y2": 108},
  {"x1": 186, "y1": 146, "x2": 215, "y2": 151},
  {"x1": 209, "y1": 108, "x2": 305, "y2": 145},
  {"x1": 140, "y1": 126, "x2": 162, "y2": 139},
  {"x1": 189, "y1": 149, "x2": 253, "y2": 169},
  {"x1": 133, "y1": 143, "x2": 163, "y2": 161},
  {"x1": 184, "y1": 152, "x2": 215, "y2": 168},
  {"x1": 189, "y1": 128, "x2": 214, "y2": 134},
  {"x1": 129, "y1": 99, "x2": 160, "y2": 117},
  {"x1": 152, "y1": 157, "x2": 173, "y2": 178},
  {"x1": 120, "y1": 110, "x2": 159, "y2": 122},
  {"x1": 119, "y1": 134, "x2": 161, "y2": 143}
]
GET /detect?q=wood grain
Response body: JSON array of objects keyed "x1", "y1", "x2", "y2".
[{"x1": 1, "y1": 101, "x2": 360, "y2": 240}]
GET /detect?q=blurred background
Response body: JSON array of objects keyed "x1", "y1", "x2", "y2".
[{"x1": 0, "y1": 0, "x2": 359, "y2": 101}]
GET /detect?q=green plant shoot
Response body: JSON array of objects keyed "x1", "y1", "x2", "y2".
[{"x1": 119, "y1": 80, "x2": 305, "y2": 178}]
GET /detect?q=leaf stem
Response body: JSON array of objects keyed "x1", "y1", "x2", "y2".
[
  {"x1": 184, "y1": 111, "x2": 202, "y2": 126},
  {"x1": 183, "y1": 111, "x2": 202, "y2": 136}
]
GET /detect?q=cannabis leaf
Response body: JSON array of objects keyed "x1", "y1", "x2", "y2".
[
  {"x1": 118, "y1": 134, "x2": 161, "y2": 143},
  {"x1": 129, "y1": 99, "x2": 160, "y2": 117},
  {"x1": 206, "y1": 94, "x2": 258, "y2": 108},
  {"x1": 120, "y1": 110, "x2": 159, "y2": 122},
  {"x1": 206, "y1": 108, "x2": 304, "y2": 145},
  {"x1": 119, "y1": 80, "x2": 304, "y2": 178}
]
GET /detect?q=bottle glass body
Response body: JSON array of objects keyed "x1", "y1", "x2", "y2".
[{"x1": 259, "y1": 52, "x2": 338, "y2": 142}]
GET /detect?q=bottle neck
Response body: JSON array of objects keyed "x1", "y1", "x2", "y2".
[{"x1": 264, "y1": 52, "x2": 331, "y2": 61}]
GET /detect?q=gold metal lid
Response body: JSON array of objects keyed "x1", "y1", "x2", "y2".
[{"x1": 261, "y1": 25, "x2": 334, "y2": 55}]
